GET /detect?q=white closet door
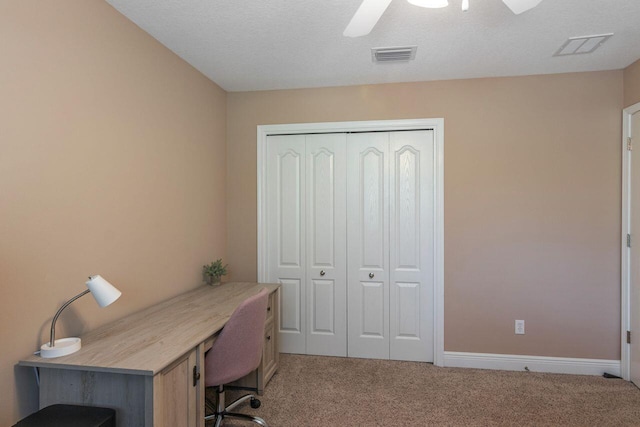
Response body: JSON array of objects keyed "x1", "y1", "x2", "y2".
[
  {"x1": 267, "y1": 135, "x2": 306, "y2": 354},
  {"x1": 389, "y1": 131, "x2": 434, "y2": 362},
  {"x1": 305, "y1": 134, "x2": 347, "y2": 356},
  {"x1": 268, "y1": 128, "x2": 436, "y2": 362},
  {"x1": 347, "y1": 132, "x2": 390, "y2": 359}
]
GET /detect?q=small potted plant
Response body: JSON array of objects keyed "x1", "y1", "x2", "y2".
[{"x1": 203, "y1": 259, "x2": 228, "y2": 286}]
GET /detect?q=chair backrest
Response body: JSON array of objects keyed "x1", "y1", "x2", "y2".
[{"x1": 205, "y1": 288, "x2": 269, "y2": 387}]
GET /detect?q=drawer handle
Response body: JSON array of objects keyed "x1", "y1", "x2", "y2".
[
  {"x1": 320, "y1": 270, "x2": 326, "y2": 276},
  {"x1": 193, "y1": 365, "x2": 200, "y2": 387},
  {"x1": 369, "y1": 272, "x2": 375, "y2": 279},
  {"x1": 266, "y1": 335, "x2": 271, "y2": 341}
]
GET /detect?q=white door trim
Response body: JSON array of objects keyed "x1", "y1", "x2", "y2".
[
  {"x1": 622, "y1": 102, "x2": 640, "y2": 380},
  {"x1": 257, "y1": 119, "x2": 445, "y2": 366}
]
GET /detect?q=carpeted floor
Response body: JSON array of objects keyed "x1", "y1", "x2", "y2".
[{"x1": 210, "y1": 353, "x2": 640, "y2": 426}]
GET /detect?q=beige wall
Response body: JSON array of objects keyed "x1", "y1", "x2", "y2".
[
  {"x1": 625, "y1": 58, "x2": 640, "y2": 108},
  {"x1": 0, "y1": 1, "x2": 227, "y2": 424},
  {"x1": 227, "y1": 71, "x2": 623, "y2": 361},
  {"x1": 1, "y1": 2, "x2": 633, "y2": 423}
]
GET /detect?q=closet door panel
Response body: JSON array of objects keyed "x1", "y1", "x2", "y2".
[
  {"x1": 305, "y1": 134, "x2": 347, "y2": 356},
  {"x1": 361, "y1": 149, "x2": 386, "y2": 268},
  {"x1": 361, "y1": 281, "x2": 385, "y2": 336},
  {"x1": 347, "y1": 133, "x2": 390, "y2": 360},
  {"x1": 389, "y1": 130, "x2": 435, "y2": 362},
  {"x1": 280, "y1": 279, "x2": 302, "y2": 333},
  {"x1": 267, "y1": 135, "x2": 306, "y2": 354}
]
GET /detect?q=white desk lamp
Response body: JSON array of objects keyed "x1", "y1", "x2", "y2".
[{"x1": 40, "y1": 275, "x2": 122, "y2": 358}]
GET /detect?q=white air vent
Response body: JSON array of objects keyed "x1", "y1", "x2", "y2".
[
  {"x1": 372, "y1": 46, "x2": 417, "y2": 63},
  {"x1": 554, "y1": 33, "x2": 613, "y2": 57}
]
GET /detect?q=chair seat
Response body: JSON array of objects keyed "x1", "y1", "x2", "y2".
[{"x1": 14, "y1": 404, "x2": 115, "y2": 427}]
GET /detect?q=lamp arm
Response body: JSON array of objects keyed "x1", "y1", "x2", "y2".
[{"x1": 49, "y1": 289, "x2": 91, "y2": 347}]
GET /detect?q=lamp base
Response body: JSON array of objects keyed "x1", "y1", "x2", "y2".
[{"x1": 40, "y1": 337, "x2": 82, "y2": 358}]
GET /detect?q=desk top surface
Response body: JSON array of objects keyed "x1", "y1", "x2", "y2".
[{"x1": 19, "y1": 282, "x2": 279, "y2": 376}]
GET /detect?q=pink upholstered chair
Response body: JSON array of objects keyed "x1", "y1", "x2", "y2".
[{"x1": 204, "y1": 288, "x2": 269, "y2": 427}]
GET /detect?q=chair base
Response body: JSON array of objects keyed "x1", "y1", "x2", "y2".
[{"x1": 205, "y1": 385, "x2": 268, "y2": 427}]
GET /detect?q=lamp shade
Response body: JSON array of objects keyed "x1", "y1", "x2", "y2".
[
  {"x1": 407, "y1": 0, "x2": 449, "y2": 7},
  {"x1": 86, "y1": 275, "x2": 122, "y2": 308}
]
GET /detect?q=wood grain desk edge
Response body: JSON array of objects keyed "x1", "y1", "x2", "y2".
[{"x1": 18, "y1": 282, "x2": 280, "y2": 376}]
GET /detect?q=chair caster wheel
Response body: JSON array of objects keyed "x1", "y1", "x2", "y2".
[{"x1": 250, "y1": 397, "x2": 261, "y2": 409}]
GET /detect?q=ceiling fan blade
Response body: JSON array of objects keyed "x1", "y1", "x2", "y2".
[
  {"x1": 343, "y1": 0, "x2": 393, "y2": 38},
  {"x1": 501, "y1": 0, "x2": 543, "y2": 14}
]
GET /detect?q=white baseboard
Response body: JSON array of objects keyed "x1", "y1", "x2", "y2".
[{"x1": 444, "y1": 351, "x2": 621, "y2": 377}]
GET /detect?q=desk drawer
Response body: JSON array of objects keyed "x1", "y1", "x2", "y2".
[
  {"x1": 266, "y1": 291, "x2": 275, "y2": 324},
  {"x1": 263, "y1": 319, "x2": 277, "y2": 383}
]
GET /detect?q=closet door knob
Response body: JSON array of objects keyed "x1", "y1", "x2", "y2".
[
  {"x1": 320, "y1": 270, "x2": 326, "y2": 276},
  {"x1": 369, "y1": 272, "x2": 375, "y2": 279}
]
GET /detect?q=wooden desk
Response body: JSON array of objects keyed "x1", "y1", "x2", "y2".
[{"x1": 19, "y1": 282, "x2": 280, "y2": 427}]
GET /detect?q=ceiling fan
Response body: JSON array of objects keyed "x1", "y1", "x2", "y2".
[{"x1": 344, "y1": 0, "x2": 543, "y2": 37}]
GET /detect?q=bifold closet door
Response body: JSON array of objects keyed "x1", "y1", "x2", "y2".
[
  {"x1": 347, "y1": 132, "x2": 390, "y2": 359},
  {"x1": 267, "y1": 134, "x2": 347, "y2": 356},
  {"x1": 305, "y1": 134, "x2": 347, "y2": 356},
  {"x1": 267, "y1": 135, "x2": 306, "y2": 354},
  {"x1": 389, "y1": 130, "x2": 434, "y2": 362},
  {"x1": 347, "y1": 130, "x2": 435, "y2": 362}
]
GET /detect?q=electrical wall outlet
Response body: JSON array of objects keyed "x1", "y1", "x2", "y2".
[{"x1": 515, "y1": 319, "x2": 525, "y2": 335}]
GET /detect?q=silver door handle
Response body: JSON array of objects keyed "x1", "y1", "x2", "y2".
[
  {"x1": 320, "y1": 270, "x2": 326, "y2": 276},
  {"x1": 369, "y1": 272, "x2": 375, "y2": 279}
]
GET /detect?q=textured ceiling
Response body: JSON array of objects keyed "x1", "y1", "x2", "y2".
[{"x1": 104, "y1": 0, "x2": 640, "y2": 92}]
